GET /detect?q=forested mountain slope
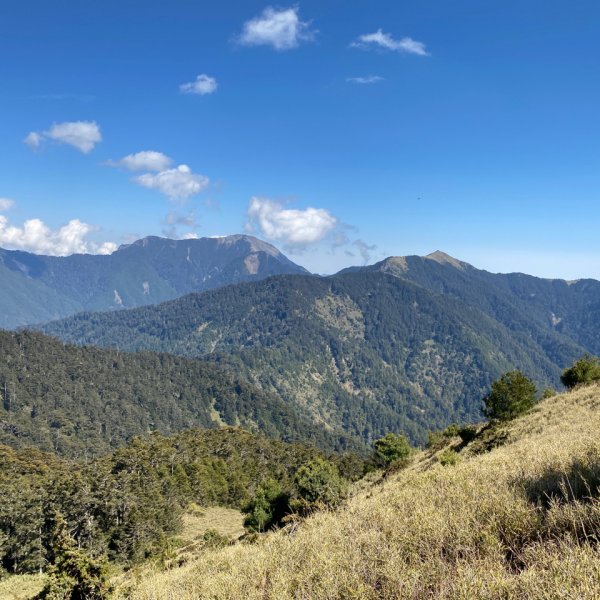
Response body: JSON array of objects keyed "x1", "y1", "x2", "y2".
[
  {"x1": 352, "y1": 251, "x2": 600, "y2": 358},
  {"x1": 0, "y1": 330, "x2": 356, "y2": 458},
  {"x1": 0, "y1": 235, "x2": 307, "y2": 328},
  {"x1": 40, "y1": 256, "x2": 595, "y2": 444}
]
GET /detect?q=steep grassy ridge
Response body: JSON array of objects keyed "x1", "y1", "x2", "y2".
[{"x1": 125, "y1": 385, "x2": 600, "y2": 599}]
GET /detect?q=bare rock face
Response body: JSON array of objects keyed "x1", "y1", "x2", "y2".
[{"x1": 0, "y1": 235, "x2": 308, "y2": 327}]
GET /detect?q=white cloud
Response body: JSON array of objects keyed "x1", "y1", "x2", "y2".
[
  {"x1": 135, "y1": 164, "x2": 209, "y2": 201},
  {"x1": 346, "y1": 75, "x2": 384, "y2": 84},
  {"x1": 97, "y1": 241, "x2": 118, "y2": 255},
  {"x1": 0, "y1": 215, "x2": 116, "y2": 256},
  {"x1": 246, "y1": 197, "x2": 337, "y2": 249},
  {"x1": 24, "y1": 121, "x2": 102, "y2": 154},
  {"x1": 108, "y1": 151, "x2": 173, "y2": 172},
  {"x1": 238, "y1": 6, "x2": 315, "y2": 50},
  {"x1": 180, "y1": 74, "x2": 218, "y2": 95},
  {"x1": 0, "y1": 198, "x2": 15, "y2": 212},
  {"x1": 352, "y1": 29, "x2": 429, "y2": 56},
  {"x1": 23, "y1": 131, "x2": 44, "y2": 150},
  {"x1": 45, "y1": 121, "x2": 102, "y2": 153}
]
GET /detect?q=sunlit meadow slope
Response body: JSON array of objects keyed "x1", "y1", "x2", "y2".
[{"x1": 126, "y1": 384, "x2": 600, "y2": 599}]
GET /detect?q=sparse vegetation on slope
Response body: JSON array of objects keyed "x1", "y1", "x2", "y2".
[
  {"x1": 123, "y1": 384, "x2": 600, "y2": 599},
  {"x1": 561, "y1": 353, "x2": 600, "y2": 389}
]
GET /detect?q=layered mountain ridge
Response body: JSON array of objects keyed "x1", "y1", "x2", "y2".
[
  {"x1": 38, "y1": 249, "x2": 600, "y2": 444},
  {"x1": 0, "y1": 329, "x2": 354, "y2": 457}
]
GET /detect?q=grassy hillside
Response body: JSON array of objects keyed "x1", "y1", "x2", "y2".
[
  {"x1": 41, "y1": 269, "x2": 589, "y2": 445},
  {"x1": 0, "y1": 330, "x2": 357, "y2": 457},
  {"x1": 124, "y1": 384, "x2": 600, "y2": 599}
]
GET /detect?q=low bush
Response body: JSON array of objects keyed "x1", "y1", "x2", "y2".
[
  {"x1": 373, "y1": 433, "x2": 412, "y2": 468},
  {"x1": 438, "y1": 449, "x2": 460, "y2": 466}
]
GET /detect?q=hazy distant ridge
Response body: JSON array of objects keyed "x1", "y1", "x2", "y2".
[{"x1": 0, "y1": 234, "x2": 308, "y2": 328}]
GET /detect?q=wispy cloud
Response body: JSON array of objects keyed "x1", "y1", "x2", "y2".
[
  {"x1": 246, "y1": 197, "x2": 337, "y2": 250},
  {"x1": 346, "y1": 75, "x2": 384, "y2": 85},
  {"x1": 135, "y1": 165, "x2": 209, "y2": 202},
  {"x1": 353, "y1": 239, "x2": 378, "y2": 264},
  {"x1": 0, "y1": 215, "x2": 116, "y2": 256},
  {"x1": 162, "y1": 209, "x2": 200, "y2": 238},
  {"x1": 180, "y1": 74, "x2": 218, "y2": 95},
  {"x1": 352, "y1": 29, "x2": 429, "y2": 56},
  {"x1": 0, "y1": 198, "x2": 15, "y2": 212},
  {"x1": 23, "y1": 132, "x2": 44, "y2": 150},
  {"x1": 238, "y1": 6, "x2": 315, "y2": 50},
  {"x1": 24, "y1": 120, "x2": 102, "y2": 153},
  {"x1": 106, "y1": 151, "x2": 173, "y2": 172}
]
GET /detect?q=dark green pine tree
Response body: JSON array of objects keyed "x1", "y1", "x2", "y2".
[
  {"x1": 37, "y1": 513, "x2": 110, "y2": 600},
  {"x1": 483, "y1": 370, "x2": 537, "y2": 423}
]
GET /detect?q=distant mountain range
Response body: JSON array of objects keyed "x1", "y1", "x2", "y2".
[
  {"x1": 0, "y1": 235, "x2": 307, "y2": 328},
  {"x1": 38, "y1": 249, "x2": 600, "y2": 444}
]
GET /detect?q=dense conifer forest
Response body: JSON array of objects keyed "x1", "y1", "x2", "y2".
[{"x1": 0, "y1": 330, "x2": 358, "y2": 457}]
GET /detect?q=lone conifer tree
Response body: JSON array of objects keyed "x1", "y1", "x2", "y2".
[{"x1": 483, "y1": 370, "x2": 536, "y2": 423}]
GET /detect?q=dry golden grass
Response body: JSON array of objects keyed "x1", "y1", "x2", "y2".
[
  {"x1": 179, "y1": 505, "x2": 245, "y2": 544},
  {"x1": 0, "y1": 574, "x2": 45, "y2": 600},
  {"x1": 122, "y1": 384, "x2": 600, "y2": 599}
]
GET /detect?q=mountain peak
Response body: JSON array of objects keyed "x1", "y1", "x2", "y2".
[
  {"x1": 423, "y1": 251, "x2": 469, "y2": 269},
  {"x1": 119, "y1": 233, "x2": 278, "y2": 251},
  {"x1": 210, "y1": 234, "x2": 283, "y2": 257}
]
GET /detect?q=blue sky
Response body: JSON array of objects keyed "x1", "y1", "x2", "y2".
[{"x1": 1, "y1": 0, "x2": 599, "y2": 277}]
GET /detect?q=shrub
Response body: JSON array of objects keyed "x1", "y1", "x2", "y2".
[
  {"x1": 483, "y1": 370, "x2": 537, "y2": 422},
  {"x1": 201, "y1": 529, "x2": 230, "y2": 549},
  {"x1": 293, "y1": 458, "x2": 346, "y2": 510},
  {"x1": 37, "y1": 513, "x2": 110, "y2": 599},
  {"x1": 443, "y1": 424, "x2": 460, "y2": 437},
  {"x1": 373, "y1": 433, "x2": 412, "y2": 468},
  {"x1": 561, "y1": 355, "x2": 600, "y2": 389},
  {"x1": 438, "y1": 449, "x2": 460, "y2": 466},
  {"x1": 427, "y1": 424, "x2": 462, "y2": 451},
  {"x1": 426, "y1": 431, "x2": 446, "y2": 451},
  {"x1": 457, "y1": 424, "x2": 479, "y2": 444},
  {"x1": 242, "y1": 479, "x2": 289, "y2": 533}
]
